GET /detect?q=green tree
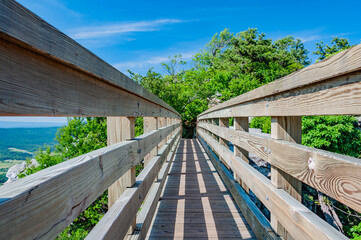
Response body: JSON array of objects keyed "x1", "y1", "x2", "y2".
[
  {"x1": 130, "y1": 29, "x2": 309, "y2": 137},
  {"x1": 314, "y1": 37, "x2": 355, "y2": 61}
]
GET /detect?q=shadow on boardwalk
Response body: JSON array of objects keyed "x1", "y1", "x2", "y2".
[{"x1": 147, "y1": 139, "x2": 255, "y2": 240}]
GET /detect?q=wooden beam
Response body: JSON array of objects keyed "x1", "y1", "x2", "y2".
[
  {"x1": 0, "y1": 0, "x2": 180, "y2": 118},
  {"x1": 107, "y1": 117, "x2": 136, "y2": 234},
  {"x1": 85, "y1": 130, "x2": 180, "y2": 240},
  {"x1": 234, "y1": 117, "x2": 250, "y2": 193},
  {"x1": 0, "y1": 38, "x2": 179, "y2": 118},
  {"x1": 198, "y1": 72, "x2": 361, "y2": 119},
  {"x1": 107, "y1": 117, "x2": 136, "y2": 207},
  {"x1": 158, "y1": 117, "x2": 167, "y2": 149},
  {"x1": 198, "y1": 121, "x2": 269, "y2": 160},
  {"x1": 197, "y1": 136, "x2": 279, "y2": 240},
  {"x1": 197, "y1": 129, "x2": 347, "y2": 240},
  {"x1": 198, "y1": 121, "x2": 361, "y2": 213},
  {"x1": 199, "y1": 43, "x2": 361, "y2": 118},
  {"x1": 0, "y1": 123, "x2": 180, "y2": 240},
  {"x1": 270, "y1": 117, "x2": 302, "y2": 239},
  {"x1": 268, "y1": 139, "x2": 361, "y2": 214},
  {"x1": 144, "y1": 117, "x2": 158, "y2": 166},
  {"x1": 219, "y1": 118, "x2": 229, "y2": 168}
]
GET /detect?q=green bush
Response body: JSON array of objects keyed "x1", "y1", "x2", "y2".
[
  {"x1": 302, "y1": 116, "x2": 361, "y2": 158},
  {"x1": 249, "y1": 117, "x2": 271, "y2": 134},
  {"x1": 349, "y1": 222, "x2": 361, "y2": 240},
  {"x1": 250, "y1": 115, "x2": 361, "y2": 158}
]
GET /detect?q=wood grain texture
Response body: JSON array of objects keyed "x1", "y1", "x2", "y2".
[
  {"x1": 219, "y1": 118, "x2": 229, "y2": 168},
  {"x1": 0, "y1": 123, "x2": 180, "y2": 240},
  {"x1": 144, "y1": 117, "x2": 158, "y2": 166},
  {"x1": 0, "y1": 38, "x2": 179, "y2": 118},
  {"x1": 107, "y1": 117, "x2": 136, "y2": 209},
  {"x1": 198, "y1": 137, "x2": 279, "y2": 240},
  {"x1": 0, "y1": 0, "x2": 179, "y2": 117},
  {"x1": 199, "y1": 43, "x2": 361, "y2": 118},
  {"x1": 199, "y1": 121, "x2": 361, "y2": 213},
  {"x1": 197, "y1": 129, "x2": 347, "y2": 240},
  {"x1": 270, "y1": 117, "x2": 302, "y2": 240},
  {"x1": 269, "y1": 139, "x2": 361, "y2": 214},
  {"x1": 234, "y1": 117, "x2": 250, "y2": 193},
  {"x1": 198, "y1": 71, "x2": 361, "y2": 119},
  {"x1": 198, "y1": 122, "x2": 269, "y2": 161},
  {"x1": 85, "y1": 130, "x2": 181, "y2": 240}
]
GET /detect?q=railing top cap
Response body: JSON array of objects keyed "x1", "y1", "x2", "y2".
[
  {"x1": 198, "y1": 43, "x2": 361, "y2": 118},
  {"x1": 0, "y1": 0, "x2": 180, "y2": 118}
]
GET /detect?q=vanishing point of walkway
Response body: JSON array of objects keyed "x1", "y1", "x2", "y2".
[{"x1": 146, "y1": 139, "x2": 256, "y2": 239}]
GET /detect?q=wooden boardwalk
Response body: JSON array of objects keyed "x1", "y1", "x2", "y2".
[{"x1": 146, "y1": 139, "x2": 256, "y2": 239}]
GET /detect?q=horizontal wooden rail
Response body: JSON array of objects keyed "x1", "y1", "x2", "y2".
[
  {"x1": 86, "y1": 129, "x2": 181, "y2": 239},
  {"x1": 0, "y1": 0, "x2": 180, "y2": 118},
  {"x1": 198, "y1": 121, "x2": 361, "y2": 214},
  {"x1": 198, "y1": 129, "x2": 347, "y2": 240},
  {"x1": 199, "y1": 121, "x2": 269, "y2": 160},
  {"x1": 0, "y1": 123, "x2": 180, "y2": 240},
  {"x1": 199, "y1": 71, "x2": 361, "y2": 119},
  {"x1": 199, "y1": 44, "x2": 361, "y2": 119}
]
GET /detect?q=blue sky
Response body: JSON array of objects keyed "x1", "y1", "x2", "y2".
[{"x1": 2, "y1": 0, "x2": 361, "y2": 125}]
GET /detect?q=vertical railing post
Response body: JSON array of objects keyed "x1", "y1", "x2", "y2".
[
  {"x1": 158, "y1": 117, "x2": 166, "y2": 149},
  {"x1": 144, "y1": 117, "x2": 158, "y2": 166},
  {"x1": 107, "y1": 116, "x2": 136, "y2": 233},
  {"x1": 270, "y1": 116, "x2": 302, "y2": 239},
  {"x1": 234, "y1": 117, "x2": 249, "y2": 193},
  {"x1": 167, "y1": 117, "x2": 171, "y2": 141},
  {"x1": 219, "y1": 118, "x2": 230, "y2": 169}
]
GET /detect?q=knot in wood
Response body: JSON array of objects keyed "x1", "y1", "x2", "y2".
[{"x1": 308, "y1": 157, "x2": 315, "y2": 170}]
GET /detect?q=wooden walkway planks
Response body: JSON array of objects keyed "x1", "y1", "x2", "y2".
[{"x1": 146, "y1": 139, "x2": 256, "y2": 239}]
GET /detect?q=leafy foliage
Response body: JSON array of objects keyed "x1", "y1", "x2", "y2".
[
  {"x1": 314, "y1": 37, "x2": 355, "y2": 61},
  {"x1": 55, "y1": 117, "x2": 107, "y2": 159},
  {"x1": 302, "y1": 116, "x2": 361, "y2": 157},
  {"x1": 131, "y1": 28, "x2": 308, "y2": 137},
  {"x1": 349, "y1": 222, "x2": 361, "y2": 240},
  {"x1": 249, "y1": 117, "x2": 271, "y2": 134},
  {"x1": 18, "y1": 147, "x2": 63, "y2": 178}
]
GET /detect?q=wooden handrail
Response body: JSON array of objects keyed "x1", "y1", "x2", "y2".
[
  {"x1": 0, "y1": 123, "x2": 180, "y2": 240},
  {"x1": 86, "y1": 130, "x2": 180, "y2": 239},
  {"x1": 0, "y1": 0, "x2": 180, "y2": 118},
  {"x1": 197, "y1": 47, "x2": 361, "y2": 239},
  {"x1": 198, "y1": 121, "x2": 361, "y2": 213},
  {"x1": 197, "y1": 129, "x2": 347, "y2": 240},
  {"x1": 198, "y1": 44, "x2": 361, "y2": 119},
  {"x1": 0, "y1": 1, "x2": 185, "y2": 240}
]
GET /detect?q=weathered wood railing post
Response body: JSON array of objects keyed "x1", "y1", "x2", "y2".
[
  {"x1": 144, "y1": 117, "x2": 158, "y2": 166},
  {"x1": 219, "y1": 118, "x2": 230, "y2": 169},
  {"x1": 107, "y1": 116, "x2": 136, "y2": 233},
  {"x1": 234, "y1": 117, "x2": 250, "y2": 193},
  {"x1": 167, "y1": 118, "x2": 171, "y2": 141},
  {"x1": 158, "y1": 117, "x2": 167, "y2": 149},
  {"x1": 270, "y1": 116, "x2": 302, "y2": 240}
]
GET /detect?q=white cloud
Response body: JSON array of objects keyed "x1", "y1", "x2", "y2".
[
  {"x1": 113, "y1": 51, "x2": 195, "y2": 70},
  {"x1": 70, "y1": 19, "x2": 186, "y2": 39},
  {"x1": 293, "y1": 29, "x2": 353, "y2": 43}
]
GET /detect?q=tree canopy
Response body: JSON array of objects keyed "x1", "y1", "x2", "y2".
[{"x1": 131, "y1": 28, "x2": 310, "y2": 137}]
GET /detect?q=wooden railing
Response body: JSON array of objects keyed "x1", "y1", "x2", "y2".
[
  {"x1": 197, "y1": 45, "x2": 361, "y2": 240},
  {"x1": 0, "y1": 1, "x2": 181, "y2": 240}
]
